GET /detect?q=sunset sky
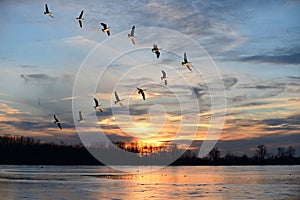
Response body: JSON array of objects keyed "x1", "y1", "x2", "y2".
[{"x1": 0, "y1": 0, "x2": 299, "y2": 156}]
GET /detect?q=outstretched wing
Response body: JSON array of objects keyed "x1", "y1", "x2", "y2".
[
  {"x1": 107, "y1": 30, "x2": 110, "y2": 36},
  {"x1": 54, "y1": 115, "x2": 58, "y2": 122},
  {"x1": 57, "y1": 122, "x2": 62, "y2": 130},
  {"x1": 161, "y1": 70, "x2": 166, "y2": 78},
  {"x1": 186, "y1": 63, "x2": 192, "y2": 71},
  {"x1": 79, "y1": 20, "x2": 82, "y2": 28},
  {"x1": 141, "y1": 91, "x2": 145, "y2": 100},
  {"x1": 130, "y1": 37, "x2": 135, "y2": 44},
  {"x1": 153, "y1": 44, "x2": 158, "y2": 49},
  {"x1": 79, "y1": 111, "x2": 83, "y2": 121},
  {"x1": 155, "y1": 51, "x2": 160, "y2": 58},
  {"x1": 131, "y1": 25, "x2": 135, "y2": 36},
  {"x1": 94, "y1": 98, "x2": 99, "y2": 107},
  {"x1": 115, "y1": 91, "x2": 120, "y2": 101},
  {"x1": 45, "y1": 4, "x2": 49, "y2": 13},
  {"x1": 98, "y1": 106, "x2": 104, "y2": 112},
  {"x1": 164, "y1": 79, "x2": 167, "y2": 85},
  {"x1": 79, "y1": 10, "x2": 84, "y2": 18},
  {"x1": 101, "y1": 23, "x2": 107, "y2": 29},
  {"x1": 184, "y1": 52, "x2": 188, "y2": 63}
]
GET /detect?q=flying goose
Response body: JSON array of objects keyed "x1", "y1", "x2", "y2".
[
  {"x1": 137, "y1": 88, "x2": 146, "y2": 100},
  {"x1": 182, "y1": 52, "x2": 192, "y2": 71},
  {"x1": 78, "y1": 111, "x2": 87, "y2": 124},
  {"x1": 152, "y1": 44, "x2": 161, "y2": 58},
  {"x1": 53, "y1": 115, "x2": 62, "y2": 130},
  {"x1": 101, "y1": 23, "x2": 110, "y2": 36},
  {"x1": 76, "y1": 10, "x2": 84, "y2": 28},
  {"x1": 128, "y1": 25, "x2": 135, "y2": 44},
  {"x1": 44, "y1": 4, "x2": 54, "y2": 18},
  {"x1": 93, "y1": 98, "x2": 104, "y2": 112},
  {"x1": 114, "y1": 91, "x2": 124, "y2": 107},
  {"x1": 161, "y1": 70, "x2": 168, "y2": 85}
]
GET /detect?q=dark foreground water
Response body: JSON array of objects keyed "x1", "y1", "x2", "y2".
[{"x1": 0, "y1": 165, "x2": 299, "y2": 199}]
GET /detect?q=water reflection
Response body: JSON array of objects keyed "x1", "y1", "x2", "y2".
[{"x1": 0, "y1": 166, "x2": 299, "y2": 199}]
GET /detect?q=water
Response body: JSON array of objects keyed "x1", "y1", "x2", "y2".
[{"x1": 0, "y1": 165, "x2": 299, "y2": 199}]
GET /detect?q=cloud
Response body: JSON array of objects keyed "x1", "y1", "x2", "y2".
[
  {"x1": 223, "y1": 77, "x2": 238, "y2": 89},
  {"x1": 188, "y1": 133, "x2": 300, "y2": 156},
  {"x1": 0, "y1": 103, "x2": 30, "y2": 115},
  {"x1": 260, "y1": 114, "x2": 300, "y2": 131},
  {"x1": 191, "y1": 84, "x2": 208, "y2": 99},
  {"x1": 20, "y1": 73, "x2": 56, "y2": 83},
  {"x1": 20, "y1": 65, "x2": 39, "y2": 69},
  {"x1": 232, "y1": 46, "x2": 300, "y2": 65},
  {"x1": 63, "y1": 35, "x2": 98, "y2": 47},
  {"x1": 236, "y1": 52, "x2": 300, "y2": 65}
]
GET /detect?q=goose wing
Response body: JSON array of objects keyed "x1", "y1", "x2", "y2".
[
  {"x1": 164, "y1": 79, "x2": 167, "y2": 85},
  {"x1": 155, "y1": 51, "x2": 160, "y2": 58},
  {"x1": 130, "y1": 37, "x2": 135, "y2": 44},
  {"x1": 161, "y1": 70, "x2": 166, "y2": 78},
  {"x1": 79, "y1": 111, "x2": 83, "y2": 121},
  {"x1": 45, "y1": 4, "x2": 49, "y2": 13},
  {"x1": 101, "y1": 23, "x2": 107, "y2": 29},
  {"x1": 184, "y1": 52, "x2": 188, "y2": 63},
  {"x1": 98, "y1": 106, "x2": 104, "y2": 112},
  {"x1": 79, "y1": 10, "x2": 84, "y2": 18},
  {"x1": 57, "y1": 122, "x2": 62, "y2": 130},
  {"x1": 54, "y1": 115, "x2": 59, "y2": 122},
  {"x1": 131, "y1": 25, "x2": 135, "y2": 36},
  {"x1": 107, "y1": 30, "x2": 110, "y2": 36},
  {"x1": 94, "y1": 98, "x2": 99, "y2": 107},
  {"x1": 186, "y1": 63, "x2": 192, "y2": 71},
  {"x1": 141, "y1": 91, "x2": 145, "y2": 100},
  {"x1": 79, "y1": 20, "x2": 82, "y2": 28},
  {"x1": 115, "y1": 91, "x2": 120, "y2": 101}
]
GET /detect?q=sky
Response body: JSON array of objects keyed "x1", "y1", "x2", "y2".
[{"x1": 0, "y1": 0, "x2": 299, "y2": 156}]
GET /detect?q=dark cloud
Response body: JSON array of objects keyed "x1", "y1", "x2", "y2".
[
  {"x1": 20, "y1": 73, "x2": 55, "y2": 83},
  {"x1": 0, "y1": 119, "x2": 75, "y2": 131},
  {"x1": 106, "y1": 133, "x2": 135, "y2": 143},
  {"x1": 191, "y1": 84, "x2": 208, "y2": 99},
  {"x1": 260, "y1": 114, "x2": 300, "y2": 131},
  {"x1": 186, "y1": 133, "x2": 300, "y2": 156},
  {"x1": 240, "y1": 101, "x2": 271, "y2": 107},
  {"x1": 288, "y1": 76, "x2": 300, "y2": 80},
  {"x1": 232, "y1": 46, "x2": 300, "y2": 65},
  {"x1": 238, "y1": 82, "x2": 285, "y2": 98},
  {"x1": 223, "y1": 77, "x2": 238, "y2": 89}
]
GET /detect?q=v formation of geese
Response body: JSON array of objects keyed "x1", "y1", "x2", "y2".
[{"x1": 44, "y1": 3, "x2": 194, "y2": 130}]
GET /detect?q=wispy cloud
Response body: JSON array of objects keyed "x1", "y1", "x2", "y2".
[
  {"x1": 62, "y1": 35, "x2": 98, "y2": 47},
  {"x1": 20, "y1": 73, "x2": 56, "y2": 83}
]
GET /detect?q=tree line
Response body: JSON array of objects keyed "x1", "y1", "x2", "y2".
[{"x1": 0, "y1": 135, "x2": 299, "y2": 165}]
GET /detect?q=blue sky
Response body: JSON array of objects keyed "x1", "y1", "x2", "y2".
[{"x1": 0, "y1": 0, "x2": 299, "y2": 156}]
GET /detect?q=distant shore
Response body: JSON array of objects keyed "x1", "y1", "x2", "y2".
[{"x1": 1, "y1": 135, "x2": 299, "y2": 166}]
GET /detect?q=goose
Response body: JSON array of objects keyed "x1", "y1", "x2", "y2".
[
  {"x1": 182, "y1": 52, "x2": 192, "y2": 71},
  {"x1": 76, "y1": 10, "x2": 84, "y2": 28},
  {"x1": 161, "y1": 70, "x2": 167, "y2": 85},
  {"x1": 137, "y1": 88, "x2": 146, "y2": 100},
  {"x1": 152, "y1": 44, "x2": 161, "y2": 58},
  {"x1": 53, "y1": 115, "x2": 62, "y2": 130},
  {"x1": 101, "y1": 23, "x2": 110, "y2": 36},
  {"x1": 128, "y1": 25, "x2": 135, "y2": 44},
  {"x1": 78, "y1": 111, "x2": 87, "y2": 124},
  {"x1": 114, "y1": 91, "x2": 124, "y2": 107},
  {"x1": 93, "y1": 98, "x2": 104, "y2": 112},
  {"x1": 44, "y1": 4, "x2": 54, "y2": 18}
]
